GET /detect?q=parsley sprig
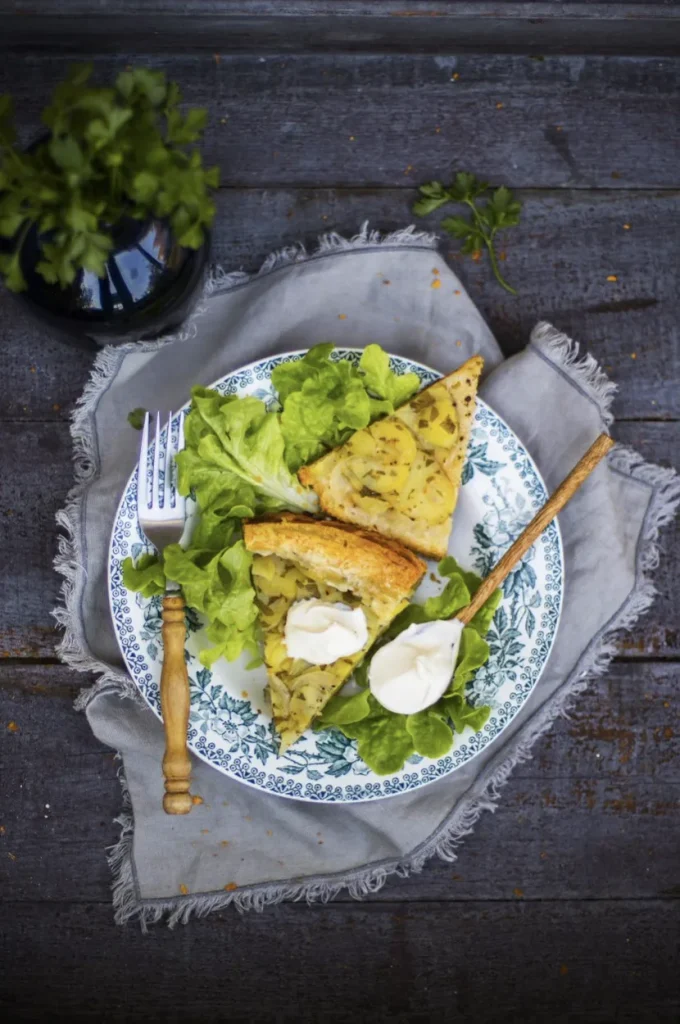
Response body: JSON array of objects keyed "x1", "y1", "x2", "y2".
[
  {"x1": 413, "y1": 172, "x2": 521, "y2": 295},
  {"x1": 0, "y1": 64, "x2": 218, "y2": 292}
]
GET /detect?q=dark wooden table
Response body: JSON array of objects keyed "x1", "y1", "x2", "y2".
[{"x1": 1, "y1": 5, "x2": 679, "y2": 1021}]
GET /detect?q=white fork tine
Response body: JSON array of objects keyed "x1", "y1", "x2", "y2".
[
  {"x1": 176, "y1": 411, "x2": 186, "y2": 514},
  {"x1": 151, "y1": 411, "x2": 161, "y2": 510},
  {"x1": 137, "y1": 411, "x2": 150, "y2": 511},
  {"x1": 163, "y1": 412, "x2": 174, "y2": 511}
]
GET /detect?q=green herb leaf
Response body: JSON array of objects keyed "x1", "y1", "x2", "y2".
[
  {"x1": 413, "y1": 171, "x2": 521, "y2": 294},
  {"x1": 405, "y1": 709, "x2": 454, "y2": 759},
  {"x1": 127, "y1": 407, "x2": 147, "y2": 430}
]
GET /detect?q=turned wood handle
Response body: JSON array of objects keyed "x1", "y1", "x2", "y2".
[
  {"x1": 457, "y1": 434, "x2": 615, "y2": 627},
  {"x1": 160, "y1": 593, "x2": 193, "y2": 815}
]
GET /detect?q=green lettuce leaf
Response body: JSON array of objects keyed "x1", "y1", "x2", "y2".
[
  {"x1": 339, "y1": 695, "x2": 415, "y2": 776},
  {"x1": 163, "y1": 540, "x2": 259, "y2": 668},
  {"x1": 180, "y1": 386, "x2": 317, "y2": 512},
  {"x1": 121, "y1": 552, "x2": 165, "y2": 598},
  {"x1": 315, "y1": 687, "x2": 372, "y2": 727},
  {"x1": 358, "y1": 343, "x2": 420, "y2": 408},
  {"x1": 272, "y1": 343, "x2": 422, "y2": 471},
  {"x1": 405, "y1": 708, "x2": 454, "y2": 759}
]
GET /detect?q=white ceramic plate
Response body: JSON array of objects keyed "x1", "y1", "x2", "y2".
[{"x1": 109, "y1": 350, "x2": 563, "y2": 803}]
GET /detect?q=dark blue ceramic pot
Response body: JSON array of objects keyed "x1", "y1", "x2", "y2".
[{"x1": 15, "y1": 215, "x2": 209, "y2": 347}]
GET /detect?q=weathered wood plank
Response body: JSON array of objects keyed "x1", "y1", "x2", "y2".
[
  {"x1": 1, "y1": 662, "x2": 677, "y2": 905},
  {"x1": 1, "y1": 188, "x2": 678, "y2": 423},
  {"x1": 1, "y1": 898, "x2": 678, "y2": 1022},
  {"x1": 0, "y1": 54, "x2": 678, "y2": 188},
  {"x1": 4, "y1": 4, "x2": 680, "y2": 58},
  {"x1": 1, "y1": 421, "x2": 677, "y2": 661}
]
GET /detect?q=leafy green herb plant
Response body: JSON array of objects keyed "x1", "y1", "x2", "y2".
[
  {"x1": 0, "y1": 64, "x2": 218, "y2": 292},
  {"x1": 413, "y1": 172, "x2": 521, "y2": 295}
]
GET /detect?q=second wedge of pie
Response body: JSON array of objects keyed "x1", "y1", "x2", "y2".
[{"x1": 299, "y1": 355, "x2": 483, "y2": 559}]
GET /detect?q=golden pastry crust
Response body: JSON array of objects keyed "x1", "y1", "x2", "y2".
[
  {"x1": 244, "y1": 512, "x2": 426, "y2": 600},
  {"x1": 298, "y1": 356, "x2": 483, "y2": 559}
]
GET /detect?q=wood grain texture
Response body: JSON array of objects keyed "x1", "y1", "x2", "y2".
[
  {"x1": 1, "y1": 899, "x2": 679, "y2": 1022},
  {"x1": 1, "y1": 188, "x2": 678, "y2": 423},
  {"x1": 3, "y1": 4, "x2": 680, "y2": 57},
  {"x1": 0, "y1": 54, "x2": 678, "y2": 188},
  {"x1": 1, "y1": 662, "x2": 677, "y2": 905}
]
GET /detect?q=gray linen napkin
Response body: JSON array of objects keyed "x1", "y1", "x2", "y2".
[{"x1": 55, "y1": 227, "x2": 679, "y2": 926}]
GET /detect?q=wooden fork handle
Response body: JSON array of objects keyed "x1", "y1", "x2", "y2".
[
  {"x1": 160, "y1": 593, "x2": 193, "y2": 815},
  {"x1": 458, "y1": 433, "x2": 615, "y2": 626}
]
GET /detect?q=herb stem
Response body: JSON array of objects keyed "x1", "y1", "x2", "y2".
[{"x1": 487, "y1": 236, "x2": 517, "y2": 296}]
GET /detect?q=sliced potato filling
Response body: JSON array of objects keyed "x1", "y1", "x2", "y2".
[{"x1": 251, "y1": 553, "x2": 391, "y2": 749}]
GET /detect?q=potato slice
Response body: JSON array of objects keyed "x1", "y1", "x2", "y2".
[
  {"x1": 396, "y1": 381, "x2": 459, "y2": 450},
  {"x1": 344, "y1": 417, "x2": 417, "y2": 493},
  {"x1": 394, "y1": 453, "x2": 456, "y2": 525}
]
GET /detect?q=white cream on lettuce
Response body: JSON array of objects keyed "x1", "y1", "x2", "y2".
[
  {"x1": 368, "y1": 618, "x2": 464, "y2": 715},
  {"x1": 284, "y1": 599, "x2": 368, "y2": 664}
]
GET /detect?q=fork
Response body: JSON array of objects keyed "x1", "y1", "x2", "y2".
[{"x1": 138, "y1": 411, "x2": 193, "y2": 816}]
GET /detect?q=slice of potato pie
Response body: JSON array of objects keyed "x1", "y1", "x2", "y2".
[
  {"x1": 243, "y1": 513, "x2": 425, "y2": 750},
  {"x1": 298, "y1": 356, "x2": 483, "y2": 559}
]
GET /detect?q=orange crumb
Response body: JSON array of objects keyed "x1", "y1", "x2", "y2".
[
  {"x1": 191, "y1": 795, "x2": 204, "y2": 805},
  {"x1": 349, "y1": 135, "x2": 355, "y2": 141},
  {"x1": 664, "y1": 701, "x2": 670, "y2": 708},
  {"x1": 560, "y1": 965, "x2": 569, "y2": 976},
  {"x1": 52, "y1": 403, "x2": 60, "y2": 412},
  {"x1": 7, "y1": 722, "x2": 18, "y2": 733},
  {"x1": 606, "y1": 275, "x2": 618, "y2": 282},
  {"x1": 513, "y1": 887, "x2": 524, "y2": 898},
  {"x1": 180, "y1": 884, "x2": 188, "y2": 895},
  {"x1": 454, "y1": 289, "x2": 461, "y2": 295},
  {"x1": 499, "y1": 251, "x2": 507, "y2": 261},
  {"x1": 30, "y1": 366, "x2": 36, "y2": 373},
  {"x1": 630, "y1": 352, "x2": 637, "y2": 360},
  {"x1": 451, "y1": 72, "x2": 460, "y2": 81},
  {"x1": 382, "y1": 279, "x2": 391, "y2": 285},
  {"x1": 611, "y1": 170, "x2": 621, "y2": 179},
  {"x1": 266, "y1": 829, "x2": 273, "y2": 837},
  {"x1": 0, "y1": 826, "x2": 5, "y2": 835},
  {"x1": 455, "y1": 340, "x2": 462, "y2": 347},
  {"x1": 496, "y1": 102, "x2": 504, "y2": 110},
  {"x1": 471, "y1": 250, "x2": 482, "y2": 262},
  {"x1": 200, "y1": 829, "x2": 210, "y2": 835},
  {"x1": 224, "y1": 882, "x2": 238, "y2": 892},
  {"x1": 7, "y1": 852, "x2": 16, "y2": 861},
  {"x1": 220, "y1": 840, "x2": 230, "y2": 847},
  {"x1": 244, "y1": 815, "x2": 252, "y2": 822},
  {"x1": 220, "y1": 118, "x2": 227, "y2": 125},
  {"x1": 435, "y1": 126, "x2": 441, "y2": 133},
  {"x1": 213, "y1": 54, "x2": 221, "y2": 64},
  {"x1": 623, "y1": 223, "x2": 631, "y2": 230},
  {"x1": 241, "y1": 690, "x2": 248, "y2": 698},
  {"x1": 338, "y1": 314, "x2": 347, "y2": 320},
  {"x1": 432, "y1": 267, "x2": 440, "y2": 275},
  {"x1": 431, "y1": 279, "x2": 442, "y2": 290},
  {"x1": 322, "y1": 214, "x2": 328, "y2": 221},
  {"x1": 556, "y1": 126, "x2": 563, "y2": 133},
  {"x1": 404, "y1": 164, "x2": 413, "y2": 174},
  {"x1": 540, "y1": 851, "x2": 549, "y2": 860},
  {"x1": 452, "y1": 873, "x2": 462, "y2": 881}
]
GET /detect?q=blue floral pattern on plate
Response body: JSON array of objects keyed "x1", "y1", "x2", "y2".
[{"x1": 108, "y1": 350, "x2": 564, "y2": 803}]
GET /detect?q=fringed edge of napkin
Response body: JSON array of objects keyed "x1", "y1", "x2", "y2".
[{"x1": 52, "y1": 228, "x2": 679, "y2": 927}]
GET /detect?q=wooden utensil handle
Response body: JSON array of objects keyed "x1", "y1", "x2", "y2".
[
  {"x1": 457, "y1": 434, "x2": 615, "y2": 627},
  {"x1": 160, "y1": 593, "x2": 193, "y2": 815}
]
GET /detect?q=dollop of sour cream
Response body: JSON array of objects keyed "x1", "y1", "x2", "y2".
[
  {"x1": 368, "y1": 618, "x2": 464, "y2": 715},
  {"x1": 284, "y1": 599, "x2": 368, "y2": 664}
]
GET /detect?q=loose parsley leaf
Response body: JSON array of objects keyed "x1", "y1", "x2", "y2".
[
  {"x1": 413, "y1": 172, "x2": 521, "y2": 295},
  {"x1": 127, "y1": 407, "x2": 147, "y2": 430}
]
